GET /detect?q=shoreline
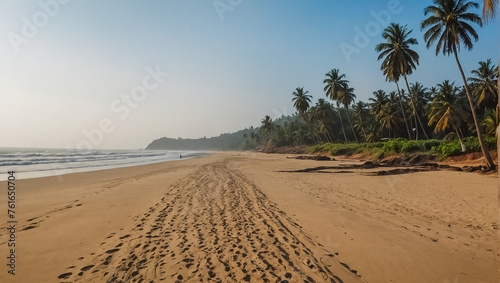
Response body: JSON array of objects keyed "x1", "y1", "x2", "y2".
[
  {"x1": 0, "y1": 149, "x2": 212, "y2": 181},
  {"x1": 0, "y1": 152, "x2": 497, "y2": 282}
]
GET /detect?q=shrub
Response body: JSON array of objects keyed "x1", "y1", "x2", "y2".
[
  {"x1": 438, "y1": 141, "x2": 463, "y2": 157},
  {"x1": 400, "y1": 140, "x2": 425, "y2": 153},
  {"x1": 484, "y1": 136, "x2": 497, "y2": 149},
  {"x1": 423, "y1": 139, "x2": 442, "y2": 150},
  {"x1": 382, "y1": 138, "x2": 408, "y2": 153},
  {"x1": 463, "y1": 136, "x2": 480, "y2": 152},
  {"x1": 307, "y1": 136, "x2": 494, "y2": 159}
]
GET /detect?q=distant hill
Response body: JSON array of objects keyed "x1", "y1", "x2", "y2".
[
  {"x1": 145, "y1": 115, "x2": 299, "y2": 151},
  {"x1": 145, "y1": 128, "x2": 256, "y2": 151}
]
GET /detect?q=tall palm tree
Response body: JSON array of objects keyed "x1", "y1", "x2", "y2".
[
  {"x1": 324, "y1": 69, "x2": 349, "y2": 143},
  {"x1": 421, "y1": 0, "x2": 494, "y2": 168},
  {"x1": 292, "y1": 87, "x2": 313, "y2": 116},
  {"x1": 375, "y1": 23, "x2": 428, "y2": 140},
  {"x1": 468, "y1": 59, "x2": 498, "y2": 108},
  {"x1": 428, "y1": 80, "x2": 470, "y2": 151},
  {"x1": 481, "y1": 0, "x2": 499, "y2": 172},
  {"x1": 338, "y1": 84, "x2": 359, "y2": 143},
  {"x1": 292, "y1": 87, "x2": 313, "y2": 138}
]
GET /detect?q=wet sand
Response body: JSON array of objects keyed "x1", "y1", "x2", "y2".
[{"x1": 0, "y1": 152, "x2": 497, "y2": 282}]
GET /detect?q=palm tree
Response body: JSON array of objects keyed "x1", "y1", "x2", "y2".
[
  {"x1": 353, "y1": 101, "x2": 369, "y2": 141},
  {"x1": 428, "y1": 80, "x2": 470, "y2": 151},
  {"x1": 375, "y1": 23, "x2": 428, "y2": 140},
  {"x1": 483, "y1": 0, "x2": 498, "y2": 21},
  {"x1": 365, "y1": 123, "x2": 382, "y2": 142},
  {"x1": 409, "y1": 82, "x2": 430, "y2": 139},
  {"x1": 312, "y1": 99, "x2": 336, "y2": 142},
  {"x1": 482, "y1": 108, "x2": 498, "y2": 136},
  {"x1": 292, "y1": 87, "x2": 313, "y2": 138},
  {"x1": 260, "y1": 115, "x2": 275, "y2": 139},
  {"x1": 481, "y1": 0, "x2": 499, "y2": 170},
  {"x1": 369, "y1": 90, "x2": 389, "y2": 115},
  {"x1": 317, "y1": 120, "x2": 333, "y2": 143},
  {"x1": 482, "y1": 109, "x2": 500, "y2": 137},
  {"x1": 421, "y1": 0, "x2": 494, "y2": 168},
  {"x1": 338, "y1": 84, "x2": 359, "y2": 143},
  {"x1": 292, "y1": 87, "x2": 313, "y2": 116},
  {"x1": 324, "y1": 69, "x2": 349, "y2": 143},
  {"x1": 377, "y1": 102, "x2": 401, "y2": 138},
  {"x1": 468, "y1": 59, "x2": 498, "y2": 108}
]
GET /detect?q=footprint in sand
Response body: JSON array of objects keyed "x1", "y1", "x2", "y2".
[
  {"x1": 80, "y1": 265, "x2": 94, "y2": 271},
  {"x1": 58, "y1": 272, "x2": 72, "y2": 279}
]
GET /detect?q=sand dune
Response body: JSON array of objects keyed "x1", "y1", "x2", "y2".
[{"x1": 0, "y1": 152, "x2": 497, "y2": 282}]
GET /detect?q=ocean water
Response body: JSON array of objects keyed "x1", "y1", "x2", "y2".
[{"x1": 0, "y1": 147, "x2": 210, "y2": 181}]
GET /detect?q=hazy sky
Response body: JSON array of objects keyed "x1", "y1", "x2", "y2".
[{"x1": 0, "y1": 0, "x2": 498, "y2": 149}]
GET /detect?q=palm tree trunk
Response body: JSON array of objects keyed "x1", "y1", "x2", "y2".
[
  {"x1": 395, "y1": 82, "x2": 412, "y2": 140},
  {"x1": 453, "y1": 45, "x2": 495, "y2": 169},
  {"x1": 361, "y1": 121, "x2": 368, "y2": 142},
  {"x1": 402, "y1": 74, "x2": 429, "y2": 140},
  {"x1": 345, "y1": 106, "x2": 359, "y2": 143},
  {"x1": 337, "y1": 105, "x2": 348, "y2": 143}
]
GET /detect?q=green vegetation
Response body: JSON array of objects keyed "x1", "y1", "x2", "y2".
[{"x1": 309, "y1": 137, "x2": 497, "y2": 159}]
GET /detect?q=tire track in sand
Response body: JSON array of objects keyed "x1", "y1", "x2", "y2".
[{"x1": 59, "y1": 160, "x2": 363, "y2": 282}]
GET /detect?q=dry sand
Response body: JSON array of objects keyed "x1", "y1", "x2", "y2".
[{"x1": 0, "y1": 152, "x2": 498, "y2": 282}]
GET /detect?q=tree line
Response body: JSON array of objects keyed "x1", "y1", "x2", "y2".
[{"x1": 246, "y1": 0, "x2": 498, "y2": 168}]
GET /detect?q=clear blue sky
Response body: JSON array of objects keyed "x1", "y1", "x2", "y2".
[{"x1": 0, "y1": 0, "x2": 498, "y2": 149}]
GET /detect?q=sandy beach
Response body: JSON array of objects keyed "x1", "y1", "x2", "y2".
[{"x1": 0, "y1": 152, "x2": 498, "y2": 282}]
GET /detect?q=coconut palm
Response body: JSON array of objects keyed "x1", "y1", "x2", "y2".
[
  {"x1": 428, "y1": 80, "x2": 471, "y2": 151},
  {"x1": 365, "y1": 123, "x2": 382, "y2": 143},
  {"x1": 292, "y1": 87, "x2": 313, "y2": 116},
  {"x1": 292, "y1": 87, "x2": 313, "y2": 138},
  {"x1": 375, "y1": 23, "x2": 428, "y2": 140},
  {"x1": 482, "y1": 108, "x2": 498, "y2": 136},
  {"x1": 317, "y1": 120, "x2": 333, "y2": 143},
  {"x1": 388, "y1": 91, "x2": 400, "y2": 104},
  {"x1": 377, "y1": 102, "x2": 401, "y2": 138},
  {"x1": 369, "y1": 90, "x2": 389, "y2": 115},
  {"x1": 313, "y1": 99, "x2": 336, "y2": 142},
  {"x1": 324, "y1": 69, "x2": 349, "y2": 143},
  {"x1": 468, "y1": 59, "x2": 498, "y2": 108},
  {"x1": 338, "y1": 84, "x2": 359, "y2": 143},
  {"x1": 353, "y1": 101, "x2": 370, "y2": 141},
  {"x1": 260, "y1": 115, "x2": 275, "y2": 139},
  {"x1": 421, "y1": 0, "x2": 494, "y2": 168},
  {"x1": 409, "y1": 82, "x2": 431, "y2": 139}
]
